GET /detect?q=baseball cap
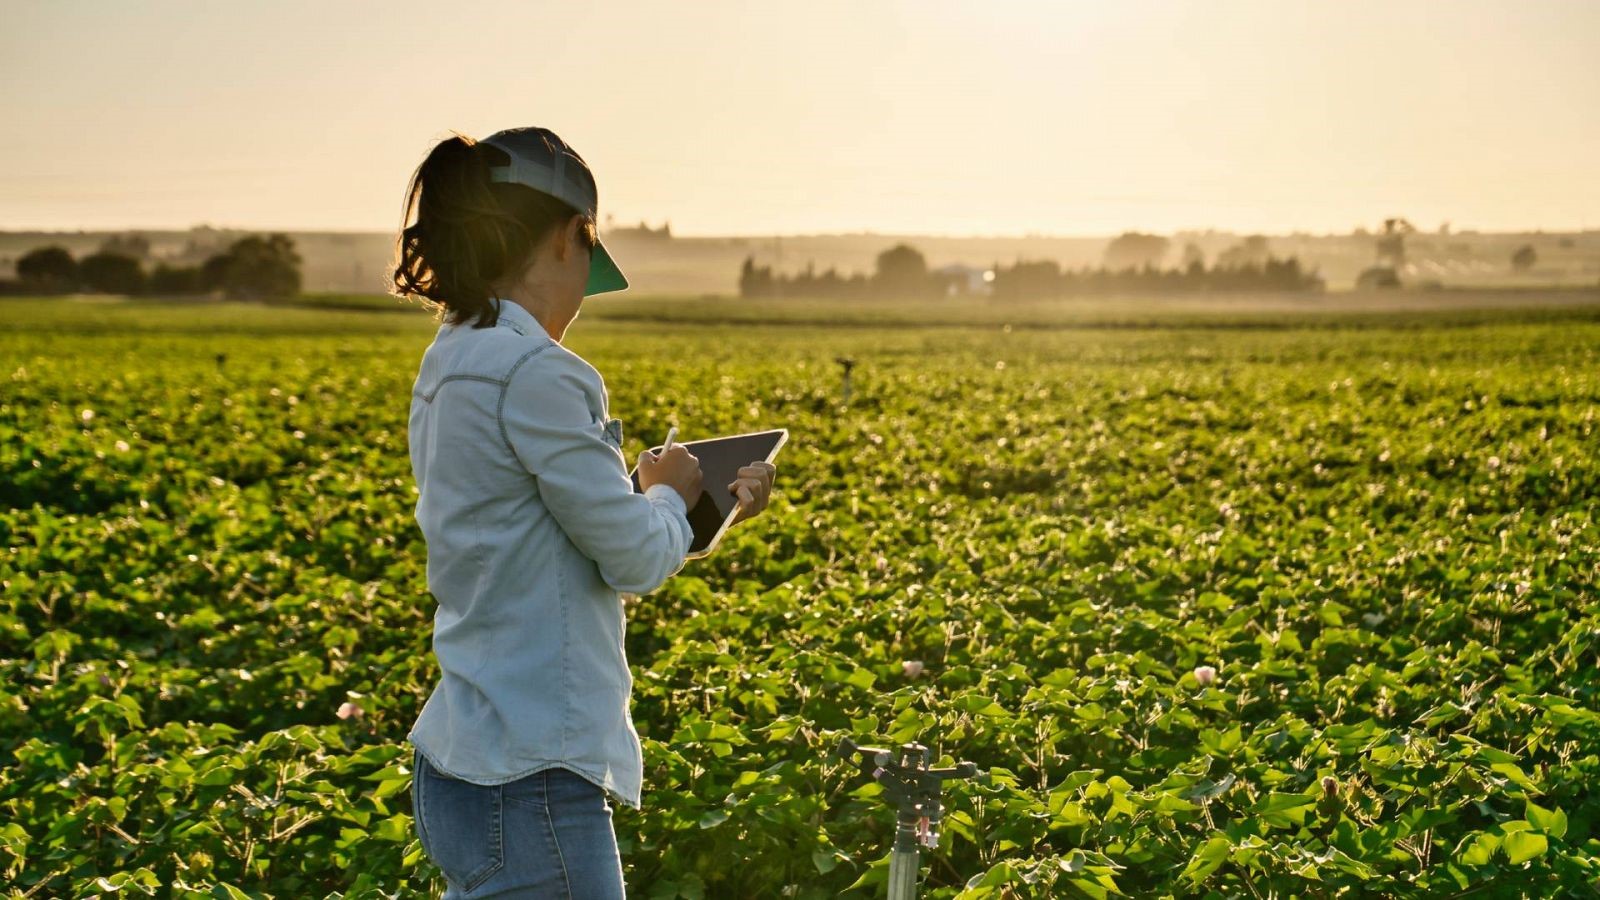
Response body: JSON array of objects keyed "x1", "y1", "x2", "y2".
[{"x1": 479, "y1": 126, "x2": 628, "y2": 296}]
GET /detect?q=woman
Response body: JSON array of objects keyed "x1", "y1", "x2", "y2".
[{"x1": 390, "y1": 126, "x2": 777, "y2": 898}]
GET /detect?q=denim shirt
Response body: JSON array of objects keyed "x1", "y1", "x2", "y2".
[{"x1": 406, "y1": 297, "x2": 692, "y2": 810}]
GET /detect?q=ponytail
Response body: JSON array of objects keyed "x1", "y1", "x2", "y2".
[{"x1": 390, "y1": 130, "x2": 581, "y2": 328}]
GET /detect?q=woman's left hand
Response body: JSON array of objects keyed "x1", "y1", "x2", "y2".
[{"x1": 727, "y1": 461, "x2": 776, "y2": 526}]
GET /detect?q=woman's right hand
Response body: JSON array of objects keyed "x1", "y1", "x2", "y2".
[{"x1": 637, "y1": 445, "x2": 703, "y2": 509}]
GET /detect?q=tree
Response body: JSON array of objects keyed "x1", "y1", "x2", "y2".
[
  {"x1": 202, "y1": 253, "x2": 233, "y2": 292},
  {"x1": 78, "y1": 252, "x2": 146, "y2": 295},
  {"x1": 148, "y1": 263, "x2": 209, "y2": 296},
  {"x1": 1104, "y1": 232, "x2": 1170, "y2": 270},
  {"x1": 873, "y1": 244, "x2": 930, "y2": 297},
  {"x1": 991, "y1": 259, "x2": 1061, "y2": 300},
  {"x1": 1216, "y1": 235, "x2": 1271, "y2": 269},
  {"x1": 738, "y1": 256, "x2": 774, "y2": 298},
  {"x1": 1511, "y1": 244, "x2": 1537, "y2": 273},
  {"x1": 16, "y1": 246, "x2": 78, "y2": 292},
  {"x1": 207, "y1": 233, "x2": 302, "y2": 300}
]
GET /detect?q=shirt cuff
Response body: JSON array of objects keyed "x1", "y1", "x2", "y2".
[{"x1": 644, "y1": 482, "x2": 688, "y2": 519}]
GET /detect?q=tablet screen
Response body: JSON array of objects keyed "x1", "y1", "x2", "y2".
[{"x1": 629, "y1": 428, "x2": 788, "y2": 557}]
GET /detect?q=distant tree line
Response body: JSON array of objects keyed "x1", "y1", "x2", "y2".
[
  {"x1": 0, "y1": 233, "x2": 303, "y2": 299},
  {"x1": 991, "y1": 256, "x2": 1322, "y2": 298},
  {"x1": 739, "y1": 233, "x2": 1323, "y2": 300},
  {"x1": 740, "y1": 244, "x2": 966, "y2": 300}
]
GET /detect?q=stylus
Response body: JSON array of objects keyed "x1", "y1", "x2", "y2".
[{"x1": 661, "y1": 426, "x2": 677, "y2": 455}]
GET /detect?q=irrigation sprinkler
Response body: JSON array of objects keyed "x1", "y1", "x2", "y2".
[{"x1": 837, "y1": 736, "x2": 979, "y2": 900}]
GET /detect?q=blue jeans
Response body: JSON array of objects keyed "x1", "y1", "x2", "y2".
[{"x1": 411, "y1": 747, "x2": 626, "y2": 898}]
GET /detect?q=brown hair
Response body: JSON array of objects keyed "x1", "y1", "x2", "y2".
[{"x1": 390, "y1": 130, "x2": 598, "y2": 328}]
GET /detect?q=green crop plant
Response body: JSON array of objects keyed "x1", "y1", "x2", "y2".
[{"x1": 2, "y1": 297, "x2": 1597, "y2": 898}]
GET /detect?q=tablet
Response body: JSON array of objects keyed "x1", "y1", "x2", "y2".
[{"x1": 629, "y1": 428, "x2": 788, "y2": 559}]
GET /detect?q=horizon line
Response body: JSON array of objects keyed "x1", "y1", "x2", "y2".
[{"x1": 2, "y1": 223, "x2": 1597, "y2": 240}]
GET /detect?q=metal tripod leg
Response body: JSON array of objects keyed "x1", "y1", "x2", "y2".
[
  {"x1": 887, "y1": 848, "x2": 920, "y2": 900},
  {"x1": 887, "y1": 814, "x2": 923, "y2": 900}
]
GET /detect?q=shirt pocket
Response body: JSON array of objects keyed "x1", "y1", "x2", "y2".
[{"x1": 601, "y1": 416, "x2": 624, "y2": 451}]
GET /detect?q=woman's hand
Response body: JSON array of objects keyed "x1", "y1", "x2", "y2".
[
  {"x1": 637, "y1": 445, "x2": 704, "y2": 510},
  {"x1": 727, "y1": 461, "x2": 776, "y2": 526}
]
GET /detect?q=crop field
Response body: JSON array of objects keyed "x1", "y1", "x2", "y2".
[{"x1": 3, "y1": 295, "x2": 1599, "y2": 898}]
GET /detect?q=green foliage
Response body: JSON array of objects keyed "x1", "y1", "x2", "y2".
[
  {"x1": 78, "y1": 252, "x2": 147, "y2": 295},
  {"x1": 15, "y1": 245, "x2": 78, "y2": 292},
  {"x1": 205, "y1": 233, "x2": 303, "y2": 300},
  {"x1": 148, "y1": 262, "x2": 211, "y2": 296},
  {"x1": 2, "y1": 298, "x2": 1598, "y2": 898}
]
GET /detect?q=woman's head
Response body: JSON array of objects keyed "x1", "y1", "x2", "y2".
[{"x1": 391, "y1": 129, "x2": 602, "y2": 329}]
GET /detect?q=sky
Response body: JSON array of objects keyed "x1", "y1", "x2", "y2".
[{"x1": 2, "y1": 0, "x2": 1597, "y2": 237}]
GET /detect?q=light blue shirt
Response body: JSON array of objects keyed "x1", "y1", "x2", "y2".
[{"x1": 406, "y1": 296, "x2": 692, "y2": 809}]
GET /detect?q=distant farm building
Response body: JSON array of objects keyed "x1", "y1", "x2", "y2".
[{"x1": 934, "y1": 263, "x2": 993, "y2": 297}]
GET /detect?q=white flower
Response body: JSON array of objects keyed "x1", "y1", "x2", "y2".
[
  {"x1": 1487, "y1": 456, "x2": 1501, "y2": 470},
  {"x1": 1193, "y1": 666, "x2": 1217, "y2": 686},
  {"x1": 902, "y1": 660, "x2": 925, "y2": 678},
  {"x1": 114, "y1": 440, "x2": 130, "y2": 452},
  {"x1": 874, "y1": 556, "x2": 888, "y2": 572},
  {"x1": 337, "y1": 702, "x2": 364, "y2": 720},
  {"x1": 80, "y1": 409, "x2": 95, "y2": 422}
]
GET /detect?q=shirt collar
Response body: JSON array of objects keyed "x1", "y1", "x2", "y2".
[{"x1": 488, "y1": 296, "x2": 551, "y2": 340}]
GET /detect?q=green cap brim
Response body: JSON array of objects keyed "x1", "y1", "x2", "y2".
[{"x1": 584, "y1": 238, "x2": 629, "y2": 296}]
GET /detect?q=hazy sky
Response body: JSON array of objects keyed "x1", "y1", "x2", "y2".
[{"x1": 3, "y1": 0, "x2": 1596, "y2": 236}]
